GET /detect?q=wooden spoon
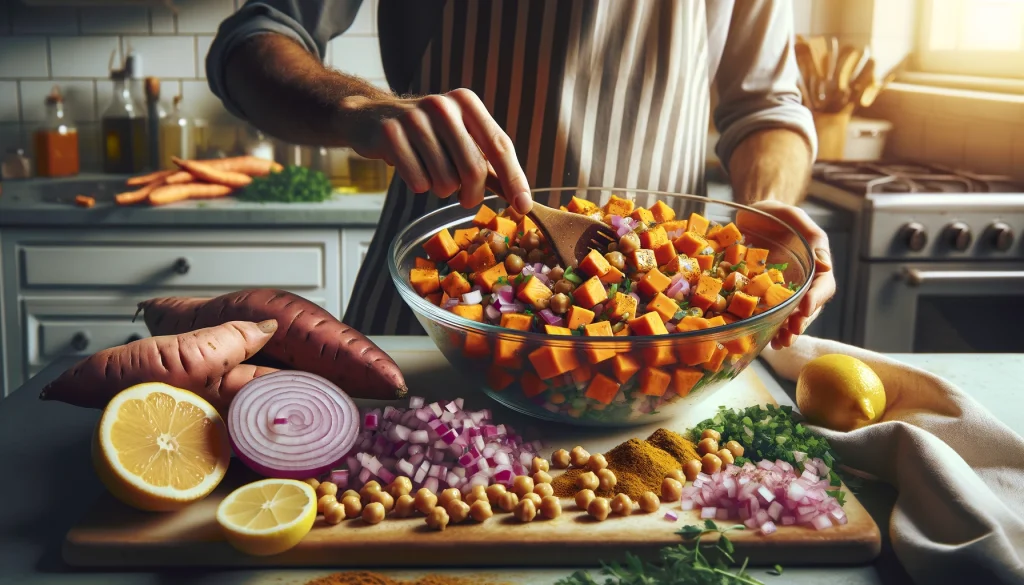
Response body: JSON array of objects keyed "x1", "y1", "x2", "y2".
[{"x1": 485, "y1": 173, "x2": 618, "y2": 269}]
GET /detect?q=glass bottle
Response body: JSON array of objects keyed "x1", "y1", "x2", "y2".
[
  {"x1": 159, "y1": 95, "x2": 196, "y2": 169},
  {"x1": 101, "y1": 70, "x2": 148, "y2": 174},
  {"x1": 347, "y1": 148, "x2": 390, "y2": 192},
  {"x1": 1, "y1": 148, "x2": 32, "y2": 180},
  {"x1": 34, "y1": 86, "x2": 79, "y2": 177}
]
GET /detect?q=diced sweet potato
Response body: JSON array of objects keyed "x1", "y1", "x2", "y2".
[
  {"x1": 630, "y1": 207, "x2": 655, "y2": 225},
  {"x1": 573, "y1": 276, "x2": 608, "y2": 309},
  {"x1": 723, "y1": 271, "x2": 749, "y2": 292},
  {"x1": 646, "y1": 292, "x2": 679, "y2": 322},
  {"x1": 475, "y1": 263, "x2": 508, "y2": 292},
  {"x1": 672, "y1": 368, "x2": 703, "y2": 397},
  {"x1": 695, "y1": 254, "x2": 714, "y2": 271},
  {"x1": 745, "y1": 272, "x2": 774, "y2": 297},
  {"x1": 654, "y1": 241, "x2": 677, "y2": 265},
  {"x1": 486, "y1": 366, "x2": 515, "y2": 391},
  {"x1": 425, "y1": 292, "x2": 443, "y2": 306},
  {"x1": 686, "y1": 213, "x2": 710, "y2": 236},
  {"x1": 707, "y1": 240, "x2": 724, "y2": 254},
  {"x1": 567, "y1": 196, "x2": 599, "y2": 215},
  {"x1": 410, "y1": 268, "x2": 441, "y2": 295},
  {"x1": 611, "y1": 353, "x2": 642, "y2": 383},
  {"x1": 448, "y1": 250, "x2": 470, "y2": 272},
  {"x1": 642, "y1": 345, "x2": 677, "y2": 367},
  {"x1": 744, "y1": 247, "x2": 770, "y2": 274},
  {"x1": 528, "y1": 346, "x2": 581, "y2": 380},
  {"x1": 463, "y1": 332, "x2": 490, "y2": 358},
  {"x1": 584, "y1": 321, "x2": 616, "y2": 363},
  {"x1": 453, "y1": 228, "x2": 480, "y2": 249},
  {"x1": 650, "y1": 200, "x2": 676, "y2": 223},
  {"x1": 703, "y1": 343, "x2": 728, "y2": 372},
  {"x1": 723, "y1": 334, "x2": 754, "y2": 354},
  {"x1": 584, "y1": 373, "x2": 621, "y2": 405},
  {"x1": 764, "y1": 283, "x2": 796, "y2": 308},
  {"x1": 629, "y1": 249, "x2": 658, "y2": 272},
  {"x1": 599, "y1": 265, "x2": 625, "y2": 285},
  {"x1": 706, "y1": 224, "x2": 722, "y2": 241},
  {"x1": 517, "y1": 275, "x2": 554, "y2": 307},
  {"x1": 606, "y1": 292, "x2": 638, "y2": 321},
  {"x1": 571, "y1": 364, "x2": 593, "y2": 384},
  {"x1": 660, "y1": 219, "x2": 687, "y2": 234},
  {"x1": 468, "y1": 243, "x2": 497, "y2": 272},
  {"x1": 695, "y1": 274, "x2": 724, "y2": 299},
  {"x1": 768, "y1": 268, "x2": 785, "y2": 284},
  {"x1": 714, "y1": 222, "x2": 743, "y2": 248},
  {"x1": 487, "y1": 216, "x2": 517, "y2": 238},
  {"x1": 673, "y1": 232, "x2": 709, "y2": 257},
  {"x1": 724, "y1": 243, "x2": 747, "y2": 265},
  {"x1": 615, "y1": 325, "x2": 631, "y2": 337},
  {"x1": 628, "y1": 312, "x2": 668, "y2": 336},
  {"x1": 521, "y1": 372, "x2": 548, "y2": 398},
  {"x1": 579, "y1": 249, "x2": 612, "y2": 277},
  {"x1": 500, "y1": 205, "x2": 524, "y2": 222},
  {"x1": 545, "y1": 324, "x2": 573, "y2": 335},
  {"x1": 639, "y1": 226, "x2": 669, "y2": 250},
  {"x1": 473, "y1": 205, "x2": 497, "y2": 228},
  {"x1": 705, "y1": 315, "x2": 726, "y2": 328},
  {"x1": 517, "y1": 216, "x2": 538, "y2": 235},
  {"x1": 502, "y1": 313, "x2": 533, "y2": 331},
  {"x1": 690, "y1": 293, "x2": 717, "y2": 312},
  {"x1": 727, "y1": 291, "x2": 758, "y2": 318},
  {"x1": 676, "y1": 317, "x2": 715, "y2": 365},
  {"x1": 640, "y1": 367, "x2": 672, "y2": 396},
  {"x1": 415, "y1": 257, "x2": 437, "y2": 269},
  {"x1": 452, "y1": 304, "x2": 484, "y2": 322},
  {"x1": 441, "y1": 272, "x2": 472, "y2": 299},
  {"x1": 636, "y1": 267, "x2": 672, "y2": 297},
  {"x1": 494, "y1": 313, "x2": 532, "y2": 368},
  {"x1": 423, "y1": 229, "x2": 460, "y2": 261},
  {"x1": 603, "y1": 194, "x2": 634, "y2": 217},
  {"x1": 566, "y1": 306, "x2": 595, "y2": 329}
]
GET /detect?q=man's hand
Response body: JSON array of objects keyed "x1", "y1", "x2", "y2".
[{"x1": 338, "y1": 88, "x2": 533, "y2": 214}]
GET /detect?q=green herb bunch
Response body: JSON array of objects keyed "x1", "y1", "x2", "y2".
[{"x1": 237, "y1": 165, "x2": 333, "y2": 203}]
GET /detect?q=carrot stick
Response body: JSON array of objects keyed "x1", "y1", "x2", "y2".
[
  {"x1": 125, "y1": 169, "x2": 173, "y2": 186},
  {"x1": 172, "y1": 156, "x2": 253, "y2": 188},
  {"x1": 165, "y1": 157, "x2": 283, "y2": 185},
  {"x1": 115, "y1": 179, "x2": 169, "y2": 206},
  {"x1": 148, "y1": 183, "x2": 233, "y2": 206},
  {"x1": 74, "y1": 194, "x2": 95, "y2": 208}
]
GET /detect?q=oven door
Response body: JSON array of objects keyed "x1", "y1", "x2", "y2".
[{"x1": 858, "y1": 262, "x2": 1024, "y2": 353}]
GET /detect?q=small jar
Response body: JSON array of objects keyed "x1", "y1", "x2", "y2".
[{"x1": 1, "y1": 148, "x2": 32, "y2": 180}]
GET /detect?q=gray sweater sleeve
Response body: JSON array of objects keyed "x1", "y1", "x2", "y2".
[
  {"x1": 206, "y1": 0, "x2": 365, "y2": 120},
  {"x1": 711, "y1": 0, "x2": 817, "y2": 172}
]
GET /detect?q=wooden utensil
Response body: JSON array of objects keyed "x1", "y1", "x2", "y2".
[
  {"x1": 858, "y1": 71, "x2": 897, "y2": 108},
  {"x1": 835, "y1": 46, "x2": 861, "y2": 93},
  {"x1": 794, "y1": 41, "x2": 821, "y2": 110},
  {"x1": 485, "y1": 172, "x2": 617, "y2": 268}
]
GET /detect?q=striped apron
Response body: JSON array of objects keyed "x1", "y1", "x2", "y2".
[{"x1": 344, "y1": 0, "x2": 711, "y2": 335}]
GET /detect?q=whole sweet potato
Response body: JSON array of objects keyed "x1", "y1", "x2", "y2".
[
  {"x1": 39, "y1": 320, "x2": 280, "y2": 414},
  {"x1": 135, "y1": 289, "x2": 407, "y2": 400}
]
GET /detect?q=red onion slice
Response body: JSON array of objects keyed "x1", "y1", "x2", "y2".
[{"x1": 227, "y1": 370, "x2": 360, "y2": 480}]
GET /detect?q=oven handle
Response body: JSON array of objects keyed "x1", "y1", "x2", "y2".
[{"x1": 901, "y1": 268, "x2": 1024, "y2": 287}]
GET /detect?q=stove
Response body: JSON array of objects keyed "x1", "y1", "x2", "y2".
[{"x1": 805, "y1": 161, "x2": 1024, "y2": 353}]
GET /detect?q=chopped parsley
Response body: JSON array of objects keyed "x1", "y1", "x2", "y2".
[
  {"x1": 728, "y1": 261, "x2": 747, "y2": 273},
  {"x1": 766, "y1": 262, "x2": 789, "y2": 271},
  {"x1": 621, "y1": 279, "x2": 633, "y2": 293},
  {"x1": 563, "y1": 266, "x2": 583, "y2": 285},
  {"x1": 787, "y1": 281, "x2": 800, "y2": 291},
  {"x1": 495, "y1": 276, "x2": 509, "y2": 285},
  {"x1": 608, "y1": 283, "x2": 619, "y2": 296}
]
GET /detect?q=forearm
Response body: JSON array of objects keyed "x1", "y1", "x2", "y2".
[
  {"x1": 223, "y1": 33, "x2": 392, "y2": 146},
  {"x1": 726, "y1": 128, "x2": 812, "y2": 206}
]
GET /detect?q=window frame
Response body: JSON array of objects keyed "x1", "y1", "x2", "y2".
[{"x1": 913, "y1": 0, "x2": 1024, "y2": 80}]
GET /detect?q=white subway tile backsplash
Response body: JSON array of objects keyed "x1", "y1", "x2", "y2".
[
  {"x1": 196, "y1": 36, "x2": 214, "y2": 78},
  {"x1": 151, "y1": 7, "x2": 176, "y2": 33},
  {"x1": 329, "y1": 36, "x2": 384, "y2": 79},
  {"x1": 176, "y1": 0, "x2": 233, "y2": 34},
  {"x1": 181, "y1": 80, "x2": 234, "y2": 124},
  {"x1": 0, "y1": 82, "x2": 19, "y2": 122},
  {"x1": 80, "y1": 7, "x2": 150, "y2": 35},
  {"x1": 964, "y1": 122, "x2": 1013, "y2": 176},
  {"x1": 349, "y1": 0, "x2": 375, "y2": 35},
  {"x1": 123, "y1": 36, "x2": 196, "y2": 78},
  {"x1": 0, "y1": 37, "x2": 49, "y2": 78},
  {"x1": 885, "y1": 111, "x2": 924, "y2": 161},
  {"x1": 9, "y1": 4, "x2": 78, "y2": 35},
  {"x1": 20, "y1": 80, "x2": 96, "y2": 123},
  {"x1": 923, "y1": 116, "x2": 966, "y2": 168},
  {"x1": 50, "y1": 36, "x2": 120, "y2": 78}
]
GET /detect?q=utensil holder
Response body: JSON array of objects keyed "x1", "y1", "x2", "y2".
[{"x1": 812, "y1": 106, "x2": 855, "y2": 161}]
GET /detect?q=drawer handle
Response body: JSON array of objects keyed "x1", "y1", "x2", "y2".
[
  {"x1": 173, "y1": 257, "x2": 191, "y2": 275},
  {"x1": 126, "y1": 334, "x2": 143, "y2": 344},
  {"x1": 70, "y1": 332, "x2": 91, "y2": 352}
]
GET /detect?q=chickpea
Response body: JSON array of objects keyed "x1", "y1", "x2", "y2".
[
  {"x1": 359, "y1": 480, "x2": 382, "y2": 503},
  {"x1": 323, "y1": 501, "x2": 345, "y2": 525},
  {"x1": 514, "y1": 498, "x2": 537, "y2": 522},
  {"x1": 469, "y1": 499, "x2": 494, "y2": 522},
  {"x1": 638, "y1": 491, "x2": 660, "y2": 514},
  {"x1": 610, "y1": 493, "x2": 633, "y2": 517},
  {"x1": 724, "y1": 440, "x2": 745, "y2": 457},
  {"x1": 522, "y1": 492, "x2": 543, "y2": 508},
  {"x1": 588, "y1": 453, "x2": 608, "y2": 472},
  {"x1": 533, "y1": 483, "x2": 554, "y2": 499},
  {"x1": 527, "y1": 248, "x2": 545, "y2": 264},
  {"x1": 512, "y1": 475, "x2": 535, "y2": 498},
  {"x1": 548, "y1": 266, "x2": 565, "y2": 281},
  {"x1": 341, "y1": 489, "x2": 361, "y2": 502},
  {"x1": 532, "y1": 296, "x2": 551, "y2": 311},
  {"x1": 587, "y1": 497, "x2": 611, "y2": 521},
  {"x1": 370, "y1": 490, "x2": 395, "y2": 512},
  {"x1": 446, "y1": 499, "x2": 471, "y2": 524},
  {"x1": 531, "y1": 457, "x2": 550, "y2": 474},
  {"x1": 549, "y1": 293, "x2": 570, "y2": 314},
  {"x1": 539, "y1": 496, "x2": 562, "y2": 520},
  {"x1": 697, "y1": 437, "x2": 719, "y2": 456},
  {"x1": 717, "y1": 448, "x2": 736, "y2": 465},
  {"x1": 702, "y1": 453, "x2": 723, "y2": 475},
  {"x1": 341, "y1": 495, "x2": 363, "y2": 519},
  {"x1": 509, "y1": 246, "x2": 526, "y2": 258},
  {"x1": 362, "y1": 502, "x2": 386, "y2": 525},
  {"x1": 486, "y1": 483, "x2": 507, "y2": 506},
  {"x1": 414, "y1": 488, "x2": 438, "y2": 514},
  {"x1": 522, "y1": 231, "x2": 541, "y2": 251},
  {"x1": 687, "y1": 306, "x2": 704, "y2": 318},
  {"x1": 426, "y1": 506, "x2": 449, "y2": 531},
  {"x1": 575, "y1": 489, "x2": 596, "y2": 511},
  {"x1": 666, "y1": 469, "x2": 686, "y2": 484},
  {"x1": 700, "y1": 429, "x2": 722, "y2": 442},
  {"x1": 683, "y1": 459, "x2": 703, "y2": 482},
  {"x1": 618, "y1": 232, "x2": 640, "y2": 255},
  {"x1": 473, "y1": 229, "x2": 490, "y2": 244},
  {"x1": 604, "y1": 251, "x2": 627, "y2": 272},
  {"x1": 577, "y1": 471, "x2": 600, "y2": 491},
  {"x1": 489, "y1": 239, "x2": 508, "y2": 260},
  {"x1": 467, "y1": 243, "x2": 481, "y2": 255},
  {"x1": 633, "y1": 222, "x2": 649, "y2": 234},
  {"x1": 504, "y1": 254, "x2": 525, "y2": 275},
  {"x1": 387, "y1": 476, "x2": 413, "y2": 499},
  {"x1": 552, "y1": 279, "x2": 575, "y2": 295},
  {"x1": 317, "y1": 494, "x2": 337, "y2": 514},
  {"x1": 661, "y1": 477, "x2": 683, "y2": 502},
  {"x1": 569, "y1": 446, "x2": 591, "y2": 468},
  {"x1": 437, "y1": 488, "x2": 462, "y2": 508},
  {"x1": 597, "y1": 468, "x2": 617, "y2": 492},
  {"x1": 498, "y1": 491, "x2": 520, "y2": 513},
  {"x1": 303, "y1": 478, "x2": 321, "y2": 491},
  {"x1": 552, "y1": 449, "x2": 571, "y2": 469},
  {"x1": 465, "y1": 484, "x2": 488, "y2": 506},
  {"x1": 393, "y1": 494, "x2": 416, "y2": 518},
  {"x1": 316, "y1": 481, "x2": 338, "y2": 499},
  {"x1": 714, "y1": 265, "x2": 729, "y2": 280},
  {"x1": 544, "y1": 255, "x2": 559, "y2": 268},
  {"x1": 533, "y1": 471, "x2": 553, "y2": 485}
]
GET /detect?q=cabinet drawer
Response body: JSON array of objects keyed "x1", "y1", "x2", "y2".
[
  {"x1": 32, "y1": 319, "x2": 150, "y2": 366},
  {"x1": 21, "y1": 245, "x2": 324, "y2": 289}
]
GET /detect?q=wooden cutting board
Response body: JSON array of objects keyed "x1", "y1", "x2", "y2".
[{"x1": 63, "y1": 348, "x2": 881, "y2": 569}]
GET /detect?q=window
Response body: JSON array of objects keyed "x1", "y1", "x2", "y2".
[{"x1": 916, "y1": 0, "x2": 1024, "y2": 79}]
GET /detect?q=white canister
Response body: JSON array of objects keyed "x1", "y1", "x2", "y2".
[{"x1": 843, "y1": 117, "x2": 893, "y2": 161}]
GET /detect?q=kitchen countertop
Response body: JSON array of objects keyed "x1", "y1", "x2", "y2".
[
  {"x1": 1, "y1": 336, "x2": 1019, "y2": 585},
  {"x1": 0, "y1": 172, "x2": 847, "y2": 231}
]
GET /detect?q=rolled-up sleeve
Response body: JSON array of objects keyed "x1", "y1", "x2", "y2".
[
  {"x1": 712, "y1": 0, "x2": 816, "y2": 171},
  {"x1": 206, "y1": 0, "x2": 364, "y2": 120}
]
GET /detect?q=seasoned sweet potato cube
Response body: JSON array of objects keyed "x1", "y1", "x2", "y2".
[
  {"x1": 486, "y1": 366, "x2": 515, "y2": 391},
  {"x1": 517, "y1": 275, "x2": 553, "y2": 306},
  {"x1": 672, "y1": 368, "x2": 703, "y2": 397},
  {"x1": 545, "y1": 324, "x2": 574, "y2": 335},
  {"x1": 566, "y1": 305, "x2": 595, "y2": 329},
  {"x1": 423, "y1": 229, "x2": 460, "y2": 261},
  {"x1": 611, "y1": 353, "x2": 642, "y2": 383},
  {"x1": 453, "y1": 228, "x2": 480, "y2": 249},
  {"x1": 727, "y1": 291, "x2": 758, "y2": 318},
  {"x1": 673, "y1": 232, "x2": 709, "y2": 257},
  {"x1": 723, "y1": 333, "x2": 754, "y2": 354},
  {"x1": 768, "y1": 268, "x2": 785, "y2": 284},
  {"x1": 573, "y1": 276, "x2": 608, "y2": 309},
  {"x1": 447, "y1": 250, "x2": 470, "y2": 272},
  {"x1": 599, "y1": 265, "x2": 625, "y2": 285},
  {"x1": 642, "y1": 345, "x2": 677, "y2": 367},
  {"x1": 686, "y1": 212, "x2": 710, "y2": 236},
  {"x1": 585, "y1": 373, "x2": 621, "y2": 405},
  {"x1": 603, "y1": 194, "x2": 635, "y2": 217},
  {"x1": 676, "y1": 316, "x2": 715, "y2": 365},
  {"x1": 475, "y1": 263, "x2": 508, "y2": 292},
  {"x1": 425, "y1": 292, "x2": 443, "y2": 306},
  {"x1": 410, "y1": 268, "x2": 441, "y2": 295},
  {"x1": 441, "y1": 272, "x2": 472, "y2": 299},
  {"x1": 579, "y1": 249, "x2": 612, "y2": 277},
  {"x1": 637, "y1": 267, "x2": 673, "y2": 297},
  {"x1": 690, "y1": 293, "x2": 717, "y2": 312},
  {"x1": 415, "y1": 257, "x2": 437, "y2": 269},
  {"x1": 567, "y1": 196, "x2": 599, "y2": 215},
  {"x1": 630, "y1": 207, "x2": 655, "y2": 225},
  {"x1": 695, "y1": 274, "x2": 724, "y2": 299},
  {"x1": 528, "y1": 346, "x2": 581, "y2": 380},
  {"x1": 639, "y1": 226, "x2": 669, "y2": 251},
  {"x1": 571, "y1": 364, "x2": 594, "y2": 384},
  {"x1": 628, "y1": 311, "x2": 669, "y2": 336},
  {"x1": 660, "y1": 219, "x2": 688, "y2": 234},
  {"x1": 707, "y1": 239, "x2": 724, "y2": 254},
  {"x1": 664, "y1": 256, "x2": 702, "y2": 285},
  {"x1": 646, "y1": 292, "x2": 679, "y2": 323},
  {"x1": 629, "y1": 249, "x2": 658, "y2": 272},
  {"x1": 764, "y1": 283, "x2": 796, "y2": 308},
  {"x1": 463, "y1": 332, "x2": 491, "y2": 358},
  {"x1": 473, "y1": 205, "x2": 497, "y2": 228},
  {"x1": 517, "y1": 216, "x2": 538, "y2": 235},
  {"x1": 468, "y1": 243, "x2": 497, "y2": 272},
  {"x1": 607, "y1": 292, "x2": 638, "y2": 321},
  {"x1": 452, "y1": 304, "x2": 484, "y2": 322},
  {"x1": 521, "y1": 371, "x2": 548, "y2": 397},
  {"x1": 640, "y1": 367, "x2": 672, "y2": 396},
  {"x1": 584, "y1": 321, "x2": 617, "y2": 363},
  {"x1": 744, "y1": 247, "x2": 770, "y2": 274},
  {"x1": 494, "y1": 313, "x2": 532, "y2": 368},
  {"x1": 703, "y1": 344, "x2": 728, "y2": 372},
  {"x1": 695, "y1": 254, "x2": 714, "y2": 271},
  {"x1": 714, "y1": 222, "x2": 743, "y2": 248},
  {"x1": 488, "y1": 216, "x2": 517, "y2": 238},
  {"x1": 615, "y1": 325, "x2": 632, "y2": 336},
  {"x1": 705, "y1": 315, "x2": 726, "y2": 328},
  {"x1": 745, "y1": 272, "x2": 774, "y2": 297},
  {"x1": 724, "y1": 271, "x2": 749, "y2": 292},
  {"x1": 650, "y1": 200, "x2": 676, "y2": 223},
  {"x1": 724, "y1": 243, "x2": 747, "y2": 266},
  {"x1": 654, "y1": 241, "x2": 677, "y2": 265}
]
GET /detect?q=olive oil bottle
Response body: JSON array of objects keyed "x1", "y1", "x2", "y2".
[{"x1": 101, "y1": 68, "x2": 148, "y2": 173}]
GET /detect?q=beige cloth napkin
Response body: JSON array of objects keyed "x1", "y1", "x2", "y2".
[{"x1": 761, "y1": 336, "x2": 1024, "y2": 585}]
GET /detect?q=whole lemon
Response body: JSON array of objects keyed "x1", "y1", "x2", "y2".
[{"x1": 796, "y1": 354, "x2": 886, "y2": 431}]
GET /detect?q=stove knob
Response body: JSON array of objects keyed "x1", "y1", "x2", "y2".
[
  {"x1": 899, "y1": 222, "x2": 928, "y2": 252},
  {"x1": 945, "y1": 222, "x2": 972, "y2": 251},
  {"x1": 988, "y1": 222, "x2": 1014, "y2": 252}
]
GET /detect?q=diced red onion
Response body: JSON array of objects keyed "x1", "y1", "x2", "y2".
[
  {"x1": 484, "y1": 304, "x2": 501, "y2": 321},
  {"x1": 461, "y1": 290, "x2": 483, "y2": 305},
  {"x1": 666, "y1": 275, "x2": 689, "y2": 299},
  {"x1": 615, "y1": 224, "x2": 632, "y2": 237},
  {"x1": 534, "y1": 272, "x2": 551, "y2": 286},
  {"x1": 812, "y1": 514, "x2": 833, "y2": 530},
  {"x1": 700, "y1": 506, "x2": 717, "y2": 519},
  {"x1": 330, "y1": 470, "x2": 349, "y2": 488},
  {"x1": 664, "y1": 511, "x2": 678, "y2": 522},
  {"x1": 681, "y1": 499, "x2": 695, "y2": 511},
  {"x1": 760, "y1": 520, "x2": 777, "y2": 535},
  {"x1": 665, "y1": 323, "x2": 678, "y2": 333},
  {"x1": 423, "y1": 477, "x2": 439, "y2": 494},
  {"x1": 610, "y1": 215, "x2": 624, "y2": 228},
  {"x1": 273, "y1": 417, "x2": 288, "y2": 425},
  {"x1": 592, "y1": 303, "x2": 605, "y2": 316},
  {"x1": 781, "y1": 515, "x2": 796, "y2": 526},
  {"x1": 628, "y1": 292, "x2": 640, "y2": 305},
  {"x1": 539, "y1": 309, "x2": 562, "y2": 325},
  {"x1": 443, "y1": 299, "x2": 459, "y2": 309}
]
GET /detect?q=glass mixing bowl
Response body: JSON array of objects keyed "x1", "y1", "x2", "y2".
[{"x1": 389, "y1": 188, "x2": 814, "y2": 427}]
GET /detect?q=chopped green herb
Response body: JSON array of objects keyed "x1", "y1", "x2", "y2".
[
  {"x1": 608, "y1": 283, "x2": 619, "y2": 296},
  {"x1": 495, "y1": 276, "x2": 509, "y2": 285},
  {"x1": 565, "y1": 271, "x2": 583, "y2": 285},
  {"x1": 766, "y1": 262, "x2": 789, "y2": 271},
  {"x1": 826, "y1": 489, "x2": 847, "y2": 507},
  {"x1": 729, "y1": 261, "x2": 747, "y2": 273},
  {"x1": 770, "y1": 564, "x2": 784, "y2": 576},
  {"x1": 523, "y1": 308, "x2": 533, "y2": 316},
  {"x1": 787, "y1": 281, "x2": 800, "y2": 291},
  {"x1": 514, "y1": 273, "x2": 527, "y2": 285},
  {"x1": 621, "y1": 279, "x2": 633, "y2": 293},
  {"x1": 238, "y1": 165, "x2": 332, "y2": 203}
]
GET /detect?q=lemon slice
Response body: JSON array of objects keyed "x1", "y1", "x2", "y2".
[
  {"x1": 216, "y1": 478, "x2": 317, "y2": 556},
  {"x1": 93, "y1": 382, "x2": 231, "y2": 512}
]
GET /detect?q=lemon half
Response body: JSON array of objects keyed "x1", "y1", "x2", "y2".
[
  {"x1": 796, "y1": 354, "x2": 886, "y2": 431},
  {"x1": 216, "y1": 478, "x2": 317, "y2": 556}
]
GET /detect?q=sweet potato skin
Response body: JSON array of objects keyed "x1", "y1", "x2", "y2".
[
  {"x1": 39, "y1": 320, "x2": 279, "y2": 414},
  {"x1": 136, "y1": 289, "x2": 408, "y2": 400}
]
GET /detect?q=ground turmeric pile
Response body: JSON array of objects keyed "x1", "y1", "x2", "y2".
[
  {"x1": 305, "y1": 572, "x2": 507, "y2": 585},
  {"x1": 551, "y1": 428, "x2": 700, "y2": 500}
]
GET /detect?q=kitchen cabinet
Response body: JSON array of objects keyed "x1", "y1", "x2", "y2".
[{"x1": 341, "y1": 228, "x2": 376, "y2": 314}]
